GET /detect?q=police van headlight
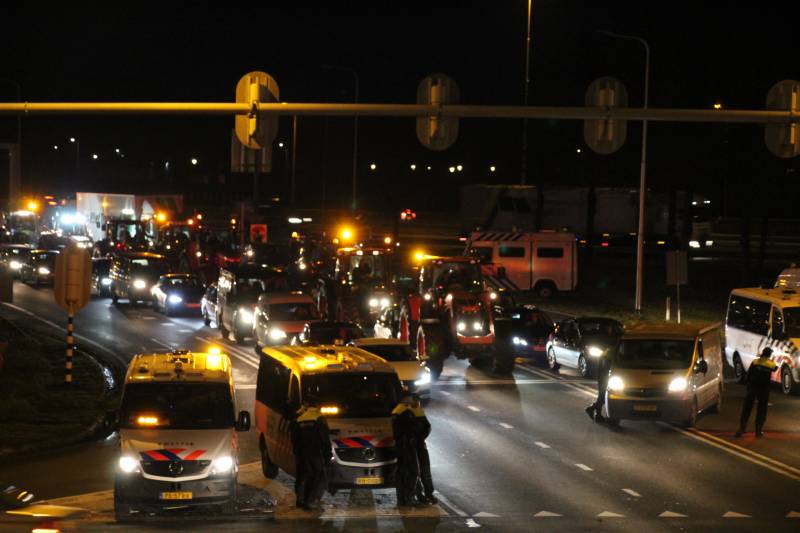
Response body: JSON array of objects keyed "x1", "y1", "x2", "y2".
[
  {"x1": 101, "y1": 277, "x2": 112, "y2": 286},
  {"x1": 38, "y1": 266, "x2": 50, "y2": 275},
  {"x1": 369, "y1": 298, "x2": 379, "y2": 308},
  {"x1": 668, "y1": 377, "x2": 688, "y2": 392},
  {"x1": 238, "y1": 308, "x2": 254, "y2": 324},
  {"x1": 587, "y1": 345, "x2": 605, "y2": 357},
  {"x1": 269, "y1": 328, "x2": 287, "y2": 341},
  {"x1": 211, "y1": 455, "x2": 234, "y2": 474},
  {"x1": 118, "y1": 455, "x2": 140, "y2": 473},
  {"x1": 415, "y1": 368, "x2": 431, "y2": 387},
  {"x1": 608, "y1": 376, "x2": 625, "y2": 392},
  {"x1": 9, "y1": 260, "x2": 21, "y2": 270},
  {"x1": 133, "y1": 279, "x2": 147, "y2": 290},
  {"x1": 168, "y1": 295, "x2": 183, "y2": 304}
]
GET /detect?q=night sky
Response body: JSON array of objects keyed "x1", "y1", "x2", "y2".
[{"x1": 2, "y1": 2, "x2": 799, "y2": 214}]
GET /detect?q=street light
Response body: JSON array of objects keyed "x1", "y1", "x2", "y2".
[
  {"x1": 190, "y1": 157, "x2": 198, "y2": 166},
  {"x1": 322, "y1": 65, "x2": 359, "y2": 210},
  {"x1": 599, "y1": 29, "x2": 650, "y2": 314}
]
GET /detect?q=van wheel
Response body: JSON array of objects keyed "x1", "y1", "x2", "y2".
[
  {"x1": 733, "y1": 354, "x2": 746, "y2": 383},
  {"x1": 534, "y1": 281, "x2": 556, "y2": 299},
  {"x1": 547, "y1": 348, "x2": 560, "y2": 371},
  {"x1": 260, "y1": 439, "x2": 279, "y2": 479},
  {"x1": 781, "y1": 366, "x2": 798, "y2": 395}
]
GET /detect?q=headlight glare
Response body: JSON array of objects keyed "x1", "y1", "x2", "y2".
[
  {"x1": 668, "y1": 377, "x2": 688, "y2": 392},
  {"x1": 608, "y1": 376, "x2": 625, "y2": 392},
  {"x1": 269, "y1": 328, "x2": 287, "y2": 341},
  {"x1": 238, "y1": 308, "x2": 254, "y2": 324},
  {"x1": 415, "y1": 370, "x2": 431, "y2": 387},
  {"x1": 473, "y1": 321, "x2": 482, "y2": 331},
  {"x1": 101, "y1": 277, "x2": 112, "y2": 286},
  {"x1": 587, "y1": 346, "x2": 605, "y2": 357},
  {"x1": 133, "y1": 279, "x2": 147, "y2": 290},
  {"x1": 168, "y1": 294, "x2": 183, "y2": 304},
  {"x1": 119, "y1": 456, "x2": 139, "y2": 473},
  {"x1": 380, "y1": 297, "x2": 390, "y2": 308},
  {"x1": 457, "y1": 321, "x2": 466, "y2": 332},
  {"x1": 9, "y1": 260, "x2": 21, "y2": 270},
  {"x1": 212, "y1": 455, "x2": 234, "y2": 474},
  {"x1": 369, "y1": 298, "x2": 379, "y2": 307},
  {"x1": 38, "y1": 266, "x2": 50, "y2": 275}
]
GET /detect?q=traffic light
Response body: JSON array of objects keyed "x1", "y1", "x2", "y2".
[{"x1": 400, "y1": 208, "x2": 417, "y2": 221}]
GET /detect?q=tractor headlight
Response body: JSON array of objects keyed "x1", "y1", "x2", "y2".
[
  {"x1": 473, "y1": 321, "x2": 482, "y2": 331},
  {"x1": 9, "y1": 260, "x2": 21, "y2": 270},
  {"x1": 380, "y1": 297, "x2": 390, "y2": 308},
  {"x1": 513, "y1": 336, "x2": 528, "y2": 346},
  {"x1": 608, "y1": 376, "x2": 625, "y2": 392},
  {"x1": 38, "y1": 267, "x2": 50, "y2": 275},
  {"x1": 457, "y1": 321, "x2": 466, "y2": 332},
  {"x1": 211, "y1": 455, "x2": 234, "y2": 474},
  {"x1": 101, "y1": 277, "x2": 112, "y2": 286},
  {"x1": 587, "y1": 345, "x2": 605, "y2": 357},
  {"x1": 118, "y1": 456, "x2": 139, "y2": 473},
  {"x1": 668, "y1": 377, "x2": 688, "y2": 392},
  {"x1": 369, "y1": 298, "x2": 379, "y2": 308},
  {"x1": 238, "y1": 308, "x2": 254, "y2": 324},
  {"x1": 168, "y1": 295, "x2": 183, "y2": 304},
  {"x1": 269, "y1": 328, "x2": 288, "y2": 341},
  {"x1": 133, "y1": 279, "x2": 147, "y2": 290}
]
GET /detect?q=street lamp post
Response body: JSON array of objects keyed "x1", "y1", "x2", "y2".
[
  {"x1": 521, "y1": 0, "x2": 533, "y2": 185},
  {"x1": 322, "y1": 65, "x2": 359, "y2": 210},
  {"x1": 600, "y1": 30, "x2": 650, "y2": 314}
]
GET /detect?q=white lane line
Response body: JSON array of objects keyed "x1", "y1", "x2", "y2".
[
  {"x1": 534, "y1": 441, "x2": 550, "y2": 449},
  {"x1": 575, "y1": 463, "x2": 593, "y2": 471},
  {"x1": 141, "y1": 316, "x2": 156, "y2": 320},
  {"x1": 622, "y1": 489, "x2": 641, "y2": 498},
  {"x1": 434, "y1": 492, "x2": 468, "y2": 517},
  {"x1": 722, "y1": 511, "x2": 750, "y2": 518},
  {"x1": 467, "y1": 405, "x2": 481, "y2": 412},
  {"x1": 178, "y1": 329, "x2": 193, "y2": 333},
  {"x1": 1, "y1": 302, "x2": 127, "y2": 365},
  {"x1": 499, "y1": 422, "x2": 513, "y2": 429},
  {"x1": 596, "y1": 511, "x2": 624, "y2": 518},
  {"x1": 150, "y1": 337, "x2": 173, "y2": 349},
  {"x1": 534, "y1": 511, "x2": 562, "y2": 517},
  {"x1": 472, "y1": 512, "x2": 499, "y2": 518},
  {"x1": 465, "y1": 519, "x2": 481, "y2": 528},
  {"x1": 659, "y1": 511, "x2": 687, "y2": 518},
  {"x1": 440, "y1": 390, "x2": 452, "y2": 396},
  {"x1": 236, "y1": 384, "x2": 257, "y2": 390},
  {"x1": 161, "y1": 322, "x2": 175, "y2": 327}
]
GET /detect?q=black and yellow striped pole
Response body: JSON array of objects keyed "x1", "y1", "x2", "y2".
[
  {"x1": 53, "y1": 244, "x2": 92, "y2": 386},
  {"x1": 66, "y1": 302, "x2": 75, "y2": 385}
]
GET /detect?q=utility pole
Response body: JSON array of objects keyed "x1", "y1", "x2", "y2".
[{"x1": 520, "y1": 0, "x2": 533, "y2": 185}]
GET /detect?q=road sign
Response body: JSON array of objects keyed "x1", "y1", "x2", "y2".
[
  {"x1": 417, "y1": 74, "x2": 459, "y2": 151},
  {"x1": 54, "y1": 244, "x2": 91, "y2": 312},
  {"x1": 584, "y1": 77, "x2": 628, "y2": 154},
  {"x1": 235, "y1": 71, "x2": 280, "y2": 150},
  {"x1": 666, "y1": 250, "x2": 688, "y2": 286},
  {"x1": 765, "y1": 79, "x2": 800, "y2": 158}
]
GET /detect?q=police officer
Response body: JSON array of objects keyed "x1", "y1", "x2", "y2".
[
  {"x1": 735, "y1": 347, "x2": 778, "y2": 438},
  {"x1": 291, "y1": 400, "x2": 331, "y2": 510},
  {"x1": 586, "y1": 350, "x2": 612, "y2": 423},
  {"x1": 409, "y1": 395, "x2": 437, "y2": 505},
  {"x1": 392, "y1": 395, "x2": 420, "y2": 506}
]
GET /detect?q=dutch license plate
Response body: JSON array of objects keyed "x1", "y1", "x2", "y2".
[
  {"x1": 633, "y1": 404, "x2": 658, "y2": 412},
  {"x1": 159, "y1": 491, "x2": 193, "y2": 500},
  {"x1": 356, "y1": 476, "x2": 383, "y2": 486}
]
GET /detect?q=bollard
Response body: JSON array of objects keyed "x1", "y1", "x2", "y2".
[{"x1": 66, "y1": 302, "x2": 74, "y2": 384}]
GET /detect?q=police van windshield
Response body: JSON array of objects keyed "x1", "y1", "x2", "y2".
[
  {"x1": 359, "y1": 344, "x2": 418, "y2": 362},
  {"x1": 615, "y1": 340, "x2": 694, "y2": 370},
  {"x1": 269, "y1": 302, "x2": 319, "y2": 321},
  {"x1": 303, "y1": 373, "x2": 400, "y2": 418},
  {"x1": 784, "y1": 307, "x2": 800, "y2": 338},
  {"x1": 119, "y1": 382, "x2": 234, "y2": 430}
]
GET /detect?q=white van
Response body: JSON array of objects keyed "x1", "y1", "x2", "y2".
[
  {"x1": 725, "y1": 288, "x2": 800, "y2": 394},
  {"x1": 113, "y1": 349, "x2": 250, "y2": 521},
  {"x1": 467, "y1": 231, "x2": 577, "y2": 297}
]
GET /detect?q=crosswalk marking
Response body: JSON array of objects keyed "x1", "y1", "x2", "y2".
[
  {"x1": 622, "y1": 489, "x2": 641, "y2": 497},
  {"x1": 161, "y1": 322, "x2": 174, "y2": 326},
  {"x1": 178, "y1": 329, "x2": 193, "y2": 333},
  {"x1": 440, "y1": 391, "x2": 452, "y2": 396}
]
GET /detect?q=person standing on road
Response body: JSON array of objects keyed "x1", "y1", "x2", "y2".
[
  {"x1": 409, "y1": 395, "x2": 437, "y2": 505},
  {"x1": 392, "y1": 396, "x2": 421, "y2": 506},
  {"x1": 291, "y1": 400, "x2": 332, "y2": 510},
  {"x1": 735, "y1": 347, "x2": 778, "y2": 438},
  {"x1": 586, "y1": 350, "x2": 612, "y2": 423}
]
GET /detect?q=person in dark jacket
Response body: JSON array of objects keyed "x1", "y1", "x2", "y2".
[
  {"x1": 586, "y1": 352, "x2": 612, "y2": 423},
  {"x1": 409, "y1": 396, "x2": 437, "y2": 504},
  {"x1": 735, "y1": 347, "x2": 778, "y2": 438},
  {"x1": 392, "y1": 396, "x2": 419, "y2": 506},
  {"x1": 291, "y1": 401, "x2": 331, "y2": 510}
]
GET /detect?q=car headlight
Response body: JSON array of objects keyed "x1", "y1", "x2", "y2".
[
  {"x1": 689, "y1": 240, "x2": 700, "y2": 249},
  {"x1": 369, "y1": 298, "x2": 379, "y2": 307},
  {"x1": 9, "y1": 260, "x2": 21, "y2": 270},
  {"x1": 211, "y1": 455, "x2": 234, "y2": 474},
  {"x1": 269, "y1": 328, "x2": 287, "y2": 341},
  {"x1": 133, "y1": 279, "x2": 147, "y2": 290},
  {"x1": 238, "y1": 308, "x2": 254, "y2": 324},
  {"x1": 415, "y1": 370, "x2": 431, "y2": 387},
  {"x1": 380, "y1": 297, "x2": 390, "y2": 308},
  {"x1": 473, "y1": 321, "x2": 482, "y2": 331},
  {"x1": 38, "y1": 267, "x2": 50, "y2": 275},
  {"x1": 608, "y1": 376, "x2": 625, "y2": 392},
  {"x1": 489, "y1": 291, "x2": 497, "y2": 300},
  {"x1": 668, "y1": 377, "x2": 688, "y2": 392},
  {"x1": 118, "y1": 456, "x2": 139, "y2": 473},
  {"x1": 423, "y1": 293, "x2": 432, "y2": 301},
  {"x1": 587, "y1": 345, "x2": 605, "y2": 357},
  {"x1": 457, "y1": 321, "x2": 466, "y2": 332},
  {"x1": 195, "y1": 251, "x2": 202, "y2": 257},
  {"x1": 101, "y1": 277, "x2": 112, "y2": 286},
  {"x1": 168, "y1": 294, "x2": 183, "y2": 304},
  {"x1": 513, "y1": 336, "x2": 528, "y2": 346}
]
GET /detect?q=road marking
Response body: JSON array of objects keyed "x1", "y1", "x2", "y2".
[
  {"x1": 622, "y1": 489, "x2": 641, "y2": 497},
  {"x1": 597, "y1": 511, "x2": 624, "y2": 518},
  {"x1": 722, "y1": 511, "x2": 750, "y2": 518},
  {"x1": 499, "y1": 422, "x2": 513, "y2": 429},
  {"x1": 440, "y1": 390, "x2": 452, "y2": 396},
  {"x1": 150, "y1": 337, "x2": 173, "y2": 349},
  {"x1": 575, "y1": 463, "x2": 593, "y2": 471},
  {"x1": 465, "y1": 519, "x2": 481, "y2": 528},
  {"x1": 473, "y1": 512, "x2": 499, "y2": 518},
  {"x1": 517, "y1": 364, "x2": 596, "y2": 397},
  {"x1": 141, "y1": 316, "x2": 156, "y2": 320},
  {"x1": 534, "y1": 511, "x2": 562, "y2": 517},
  {"x1": 161, "y1": 322, "x2": 174, "y2": 327},
  {"x1": 534, "y1": 441, "x2": 550, "y2": 449},
  {"x1": 787, "y1": 511, "x2": 800, "y2": 518},
  {"x1": 434, "y1": 492, "x2": 467, "y2": 517},
  {"x1": 178, "y1": 329, "x2": 193, "y2": 333},
  {"x1": 236, "y1": 384, "x2": 257, "y2": 390},
  {"x1": 1, "y1": 302, "x2": 127, "y2": 365},
  {"x1": 467, "y1": 405, "x2": 481, "y2": 412},
  {"x1": 659, "y1": 511, "x2": 687, "y2": 518}
]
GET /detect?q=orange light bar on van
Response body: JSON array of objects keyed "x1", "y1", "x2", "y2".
[
  {"x1": 320, "y1": 406, "x2": 340, "y2": 415},
  {"x1": 136, "y1": 415, "x2": 160, "y2": 426}
]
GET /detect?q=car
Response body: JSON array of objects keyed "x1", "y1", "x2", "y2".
[
  {"x1": 91, "y1": 257, "x2": 113, "y2": 297},
  {"x1": 293, "y1": 321, "x2": 364, "y2": 346},
  {"x1": 216, "y1": 265, "x2": 290, "y2": 344},
  {"x1": 37, "y1": 232, "x2": 71, "y2": 251},
  {"x1": 20, "y1": 249, "x2": 58, "y2": 286},
  {"x1": 494, "y1": 304, "x2": 555, "y2": 363},
  {"x1": 352, "y1": 338, "x2": 431, "y2": 400},
  {"x1": 546, "y1": 316, "x2": 624, "y2": 377},
  {"x1": 150, "y1": 273, "x2": 205, "y2": 316},
  {"x1": 0, "y1": 244, "x2": 31, "y2": 278},
  {"x1": 109, "y1": 252, "x2": 171, "y2": 306},
  {"x1": 201, "y1": 282, "x2": 218, "y2": 327},
  {"x1": 253, "y1": 292, "x2": 321, "y2": 349}
]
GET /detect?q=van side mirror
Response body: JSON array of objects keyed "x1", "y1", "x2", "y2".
[
  {"x1": 695, "y1": 359, "x2": 708, "y2": 374},
  {"x1": 236, "y1": 410, "x2": 251, "y2": 432}
]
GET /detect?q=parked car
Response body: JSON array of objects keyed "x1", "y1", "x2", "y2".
[
  {"x1": 546, "y1": 317, "x2": 624, "y2": 377},
  {"x1": 109, "y1": 252, "x2": 170, "y2": 306},
  {"x1": 293, "y1": 321, "x2": 364, "y2": 346},
  {"x1": 352, "y1": 338, "x2": 431, "y2": 401},
  {"x1": 20, "y1": 249, "x2": 58, "y2": 286},
  {"x1": 91, "y1": 257, "x2": 112, "y2": 297},
  {"x1": 254, "y1": 292, "x2": 321, "y2": 349},
  {"x1": 201, "y1": 282, "x2": 218, "y2": 327},
  {"x1": 150, "y1": 273, "x2": 204, "y2": 316}
]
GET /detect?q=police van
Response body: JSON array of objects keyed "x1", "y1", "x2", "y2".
[
  {"x1": 113, "y1": 348, "x2": 251, "y2": 521},
  {"x1": 255, "y1": 345, "x2": 402, "y2": 489},
  {"x1": 467, "y1": 230, "x2": 577, "y2": 297},
  {"x1": 725, "y1": 287, "x2": 800, "y2": 394}
]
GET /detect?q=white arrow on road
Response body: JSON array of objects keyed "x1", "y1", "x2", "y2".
[
  {"x1": 722, "y1": 511, "x2": 751, "y2": 518},
  {"x1": 659, "y1": 511, "x2": 688, "y2": 518}
]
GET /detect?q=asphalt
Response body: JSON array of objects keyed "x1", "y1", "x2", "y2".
[{"x1": 2, "y1": 280, "x2": 800, "y2": 531}]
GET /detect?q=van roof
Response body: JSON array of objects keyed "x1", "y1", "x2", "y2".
[
  {"x1": 259, "y1": 345, "x2": 396, "y2": 375},
  {"x1": 623, "y1": 322, "x2": 721, "y2": 341},
  {"x1": 731, "y1": 287, "x2": 800, "y2": 307},
  {"x1": 124, "y1": 350, "x2": 232, "y2": 385}
]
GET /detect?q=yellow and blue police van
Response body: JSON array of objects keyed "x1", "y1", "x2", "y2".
[
  {"x1": 255, "y1": 345, "x2": 403, "y2": 489},
  {"x1": 113, "y1": 348, "x2": 250, "y2": 521}
]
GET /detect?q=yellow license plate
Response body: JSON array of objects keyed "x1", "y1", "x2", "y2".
[
  {"x1": 633, "y1": 404, "x2": 658, "y2": 412},
  {"x1": 356, "y1": 476, "x2": 383, "y2": 486},
  {"x1": 159, "y1": 491, "x2": 193, "y2": 500}
]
